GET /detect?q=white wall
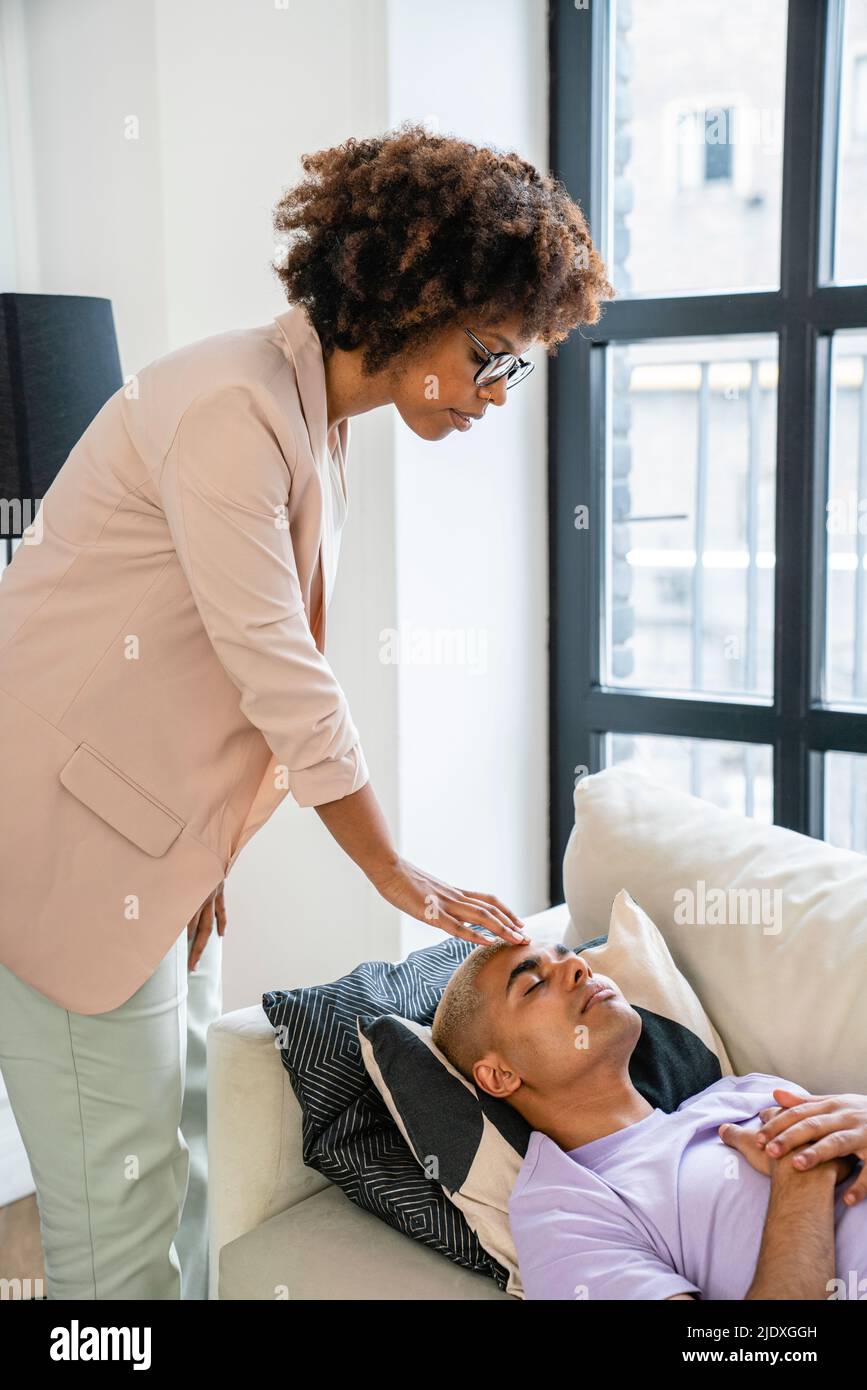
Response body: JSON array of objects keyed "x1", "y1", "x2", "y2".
[
  {"x1": 386, "y1": 0, "x2": 550, "y2": 955},
  {"x1": 0, "y1": 0, "x2": 550, "y2": 1194}
]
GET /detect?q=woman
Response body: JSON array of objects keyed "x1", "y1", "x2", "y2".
[{"x1": 0, "y1": 122, "x2": 613, "y2": 1300}]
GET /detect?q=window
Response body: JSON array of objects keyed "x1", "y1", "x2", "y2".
[
  {"x1": 703, "y1": 108, "x2": 735, "y2": 182},
  {"x1": 674, "y1": 105, "x2": 739, "y2": 191},
  {"x1": 549, "y1": 0, "x2": 867, "y2": 899},
  {"x1": 824, "y1": 329, "x2": 867, "y2": 705},
  {"x1": 852, "y1": 52, "x2": 867, "y2": 138},
  {"x1": 830, "y1": 6, "x2": 867, "y2": 281},
  {"x1": 603, "y1": 336, "x2": 778, "y2": 698},
  {"x1": 608, "y1": 732, "x2": 774, "y2": 820}
]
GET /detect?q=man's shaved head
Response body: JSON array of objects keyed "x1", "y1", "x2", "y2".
[{"x1": 431, "y1": 939, "x2": 511, "y2": 1081}]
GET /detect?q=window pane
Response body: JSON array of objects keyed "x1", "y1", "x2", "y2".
[
  {"x1": 824, "y1": 329, "x2": 867, "y2": 706},
  {"x1": 604, "y1": 337, "x2": 777, "y2": 696},
  {"x1": 605, "y1": 732, "x2": 773, "y2": 820},
  {"x1": 610, "y1": 0, "x2": 787, "y2": 296},
  {"x1": 824, "y1": 750, "x2": 867, "y2": 851},
  {"x1": 826, "y1": 0, "x2": 867, "y2": 284}
]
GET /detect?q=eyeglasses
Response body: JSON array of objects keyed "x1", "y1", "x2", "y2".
[{"x1": 464, "y1": 328, "x2": 535, "y2": 390}]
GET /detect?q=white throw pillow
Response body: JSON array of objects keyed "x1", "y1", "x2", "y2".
[
  {"x1": 562, "y1": 766, "x2": 867, "y2": 1093},
  {"x1": 577, "y1": 889, "x2": 735, "y2": 1077}
]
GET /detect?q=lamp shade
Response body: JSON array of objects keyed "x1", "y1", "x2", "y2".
[{"x1": 0, "y1": 293, "x2": 123, "y2": 538}]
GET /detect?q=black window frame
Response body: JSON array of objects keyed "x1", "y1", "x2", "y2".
[{"x1": 548, "y1": 0, "x2": 867, "y2": 901}]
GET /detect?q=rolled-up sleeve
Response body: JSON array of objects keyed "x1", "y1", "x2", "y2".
[{"x1": 159, "y1": 383, "x2": 369, "y2": 808}]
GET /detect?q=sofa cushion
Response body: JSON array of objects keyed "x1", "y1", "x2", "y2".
[
  {"x1": 218, "y1": 1183, "x2": 511, "y2": 1301},
  {"x1": 562, "y1": 766, "x2": 867, "y2": 1092},
  {"x1": 356, "y1": 889, "x2": 732, "y2": 1297}
]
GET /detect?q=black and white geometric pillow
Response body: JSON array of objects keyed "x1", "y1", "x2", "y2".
[{"x1": 263, "y1": 937, "x2": 510, "y2": 1287}]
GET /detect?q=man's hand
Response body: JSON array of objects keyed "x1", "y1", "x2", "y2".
[
  {"x1": 719, "y1": 1116, "x2": 860, "y2": 1190},
  {"x1": 751, "y1": 1090, "x2": 867, "y2": 1206},
  {"x1": 186, "y1": 880, "x2": 227, "y2": 972}
]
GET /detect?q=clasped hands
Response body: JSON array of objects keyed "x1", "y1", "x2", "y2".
[{"x1": 719, "y1": 1089, "x2": 867, "y2": 1205}]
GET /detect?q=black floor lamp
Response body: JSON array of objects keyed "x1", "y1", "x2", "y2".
[{"x1": 0, "y1": 293, "x2": 123, "y2": 563}]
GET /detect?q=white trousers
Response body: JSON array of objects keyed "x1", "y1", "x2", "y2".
[{"x1": 0, "y1": 924, "x2": 222, "y2": 1300}]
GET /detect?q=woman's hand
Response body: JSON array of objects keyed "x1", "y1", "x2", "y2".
[
  {"x1": 752, "y1": 1089, "x2": 867, "y2": 1206},
  {"x1": 186, "y1": 880, "x2": 228, "y2": 972},
  {"x1": 368, "y1": 855, "x2": 528, "y2": 947}
]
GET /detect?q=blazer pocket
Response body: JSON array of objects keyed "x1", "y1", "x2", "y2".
[{"x1": 59, "y1": 743, "x2": 185, "y2": 858}]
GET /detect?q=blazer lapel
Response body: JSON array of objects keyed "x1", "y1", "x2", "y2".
[
  {"x1": 273, "y1": 302, "x2": 336, "y2": 651},
  {"x1": 225, "y1": 306, "x2": 349, "y2": 873}
]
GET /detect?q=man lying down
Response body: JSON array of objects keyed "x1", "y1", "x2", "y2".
[{"x1": 431, "y1": 939, "x2": 867, "y2": 1301}]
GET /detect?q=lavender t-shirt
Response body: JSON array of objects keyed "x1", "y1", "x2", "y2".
[{"x1": 508, "y1": 1072, "x2": 867, "y2": 1300}]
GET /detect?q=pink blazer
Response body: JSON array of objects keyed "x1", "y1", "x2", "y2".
[{"x1": 0, "y1": 303, "x2": 369, "y2": 1013}]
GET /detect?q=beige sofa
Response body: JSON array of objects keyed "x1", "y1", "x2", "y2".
[
  {"x1": 207, "y1": 765, "x2": 867, "y2": 1299},
  {"x1": 207, "y1": 899, "x2": 572, "y2": 1301}
]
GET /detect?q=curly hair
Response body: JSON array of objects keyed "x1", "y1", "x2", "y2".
[{"x1": 270, "y1": 120, "x2": 615, "y2": 376}]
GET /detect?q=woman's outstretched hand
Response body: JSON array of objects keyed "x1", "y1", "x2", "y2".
[
  {"x1": 312, "y1": 783, "x2": 528, "y2": 946},
  {"x1": 187, "y1": 880, "x2": 228, "y2": 971},
  {"x1": 368, "y1": 855, "x2": 528, "y2": 947}
]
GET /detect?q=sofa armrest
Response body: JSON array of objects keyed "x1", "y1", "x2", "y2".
[{"x1": 206, "y1": 1005, "x2": 330, "y2": 1299}]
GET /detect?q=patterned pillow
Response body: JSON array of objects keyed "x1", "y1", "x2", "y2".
[
  {"x1": 262, "y1": 935, "x2": 510, "y2": 1286},
  {"x1": 262, "y1": 890, "x2": 732, "y2": 1294},
  {"x1": 357, "y1": 890, "x2": 734, "y2": 1297}
]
